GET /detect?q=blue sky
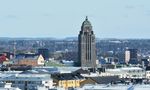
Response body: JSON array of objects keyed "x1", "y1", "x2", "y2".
[{"x1": 0, "y1": 0, "x2": 150, "y2": 38}]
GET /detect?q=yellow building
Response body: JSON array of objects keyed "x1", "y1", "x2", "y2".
[{"x1": 52, "y1": 73, "x2": 85, "y2": 89}]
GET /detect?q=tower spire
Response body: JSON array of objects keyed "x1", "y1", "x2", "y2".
[{"x1": 85, "y1": 16, "x2": 88, "y2": 21}]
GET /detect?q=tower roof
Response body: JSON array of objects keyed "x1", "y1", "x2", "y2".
[{"x1": 82, "y1": 16, "x2": 92, "y2": 27}]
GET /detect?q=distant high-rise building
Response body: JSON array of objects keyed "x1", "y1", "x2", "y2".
[
  {"x1": 125, "y1": 50, "x2": 130, "y2": 64},
  {"x1": 125, "y1": 49, "x2": 138, "y2": 64},
  {"x1": 78, "y1": 16, "x2": 97, "y2": 67},
  {"x1": 38, "y1": 48, "x2": 49, "y2": 60}
]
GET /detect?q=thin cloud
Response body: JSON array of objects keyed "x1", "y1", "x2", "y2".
[
  {"x1": 5, "y1": 14, "x2": 18, "y2": 19},
  {"x1": 125, "y1": 5, "x2": 135, "y2": 9}
]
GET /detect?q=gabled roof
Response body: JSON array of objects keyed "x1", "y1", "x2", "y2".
[
  {"x1": 90, "y1": 76, "x2": 120, "y2": 84},
  {"x1": 52, "y1": 73, "x2": 84, "y2": 80},
  {"x1": 73, "y1": 68, "x2": 90, "y2": 74},
  {"x1": 80, "y1": 78, "x2": 96, "y2": 87}
]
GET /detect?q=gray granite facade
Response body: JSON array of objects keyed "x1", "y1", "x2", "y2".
[{"x1": 78, "y1": 16, "x2": 97, "y2": 68}]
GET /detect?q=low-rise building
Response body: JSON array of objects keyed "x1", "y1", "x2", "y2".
[
  {"x1": 16, "y1": 54, "x2": 44, "y2": 66},
  {"x1": 76, "y1": 84, "x2": 133, "y2": 90},
  {"x1": 52, "y1": 73, "x2": 85, "y2": 89},
  {"x1": 0, "y1": 73, "x2": 53, "y2": 90},
  {"x1": 0, "y1": 83, "x2": 21, "y2": 90},
  {"x1": 146, "y1": 66, "x2": 150, "y2": 79},
  {"x1": 80, "y1": 76, "x2": 121, "y2": 87},
  {"x1": 100, "y1": 67, "x2": 145, "y2": 79},
  {"x1": 0, "y1": 64, "x2": 32, "y2": 71}
]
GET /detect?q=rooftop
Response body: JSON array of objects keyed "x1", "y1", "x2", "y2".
[
  {"x1": 0, "y1": 74, "x2": 51, "y2": 81},
  {"x1": 52, "y1": 73, "x2": 84, "y2": 80}
]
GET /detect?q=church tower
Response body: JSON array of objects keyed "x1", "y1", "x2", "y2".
[{"x1": 78, "y1": 16, "x2": 97, "y2": 67}]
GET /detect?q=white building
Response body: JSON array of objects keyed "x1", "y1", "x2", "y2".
[
  {"x1": 0, "y1": 83, "x2": 21, "y2": 90},
  {"x1": 100, "y1": 67, "x2": 145, "y2": 79},
  {"x1": 125, "y1": 50, "x2": 130, "y2": 64},
  {"x1": 0, "y1": 73, "x2": 53, "y2": 90}
]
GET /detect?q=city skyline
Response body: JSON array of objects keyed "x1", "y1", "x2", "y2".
[{"x1": 0, "y1": 0, "x2": 150, "y2": 39}]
